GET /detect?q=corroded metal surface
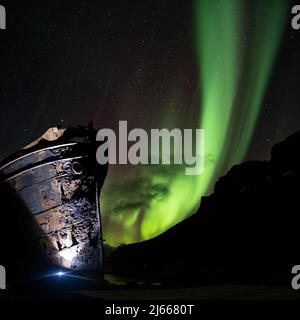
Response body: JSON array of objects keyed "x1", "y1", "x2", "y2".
[{"x1": 0, "y1": 126, "x2": 107, "y2": 282}]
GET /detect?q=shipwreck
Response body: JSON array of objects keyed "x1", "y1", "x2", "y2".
[{"x1": 0, "y1": 124, "x2": 108, "y2": 285}]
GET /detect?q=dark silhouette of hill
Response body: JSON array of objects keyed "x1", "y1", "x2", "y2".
[{"x1": 105, "y1": 130, "x2": 300, "y2": 286}]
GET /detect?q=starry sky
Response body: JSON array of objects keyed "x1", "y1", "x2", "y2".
[{"x1": 1, "y1": 0, "x2": 300, "y2": 246}]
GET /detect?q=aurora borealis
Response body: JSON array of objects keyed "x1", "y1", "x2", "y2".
[
  {"x1": 0, "y1": 0, "x2": 298, "y2": 248},
  {"x1": 192, "y1": 0, "x2": 290, "y2": 212},
  {"x1": 101, "y1": 0, "x2": 290, "y2": 246}
]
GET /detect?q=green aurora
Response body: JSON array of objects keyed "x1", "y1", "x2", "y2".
[{"x1": 101, "y1": 0, "x2": 289, "y2": 247}]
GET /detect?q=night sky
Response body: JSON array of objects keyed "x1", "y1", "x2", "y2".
[{"x1": 1, "y1": 0, "x2": 300, "y2": 246}]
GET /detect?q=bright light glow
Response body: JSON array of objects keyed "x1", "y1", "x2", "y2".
[
  {"x1": 56, "y1": 271, "x2": 65, "y2": 277},
  {"x1": 58, "y1": 247, "x2": 78, "y2": 269}
]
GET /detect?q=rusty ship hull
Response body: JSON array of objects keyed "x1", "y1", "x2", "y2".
[{"x1": 0, "y1": 126, "x2": 107, "y2": 285}]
